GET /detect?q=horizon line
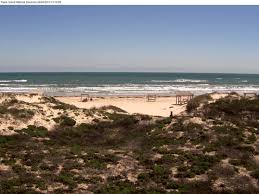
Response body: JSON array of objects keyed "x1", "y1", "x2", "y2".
[{"x1": 0, "y1": 71, "x2": 259, "y2": 75}]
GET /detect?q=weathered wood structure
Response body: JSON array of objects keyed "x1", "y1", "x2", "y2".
[
  {"x1": 175, "y1": 91, "x2": 194, "y2": 105},
  {"x1": 80, "y1": 93, "x2": 90, "y2": 102},
  {"x1": 244, "y1": 92, "x2": 257, "y2": 98},
  {"x1": 146, "y1": 94, "x2": 157, "y2": 102}
]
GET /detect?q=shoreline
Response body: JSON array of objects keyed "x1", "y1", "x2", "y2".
[
  {"x1": 0, "y1": 91, "x2": 253, "y2": 117},
  {"x1": 0, "y1": 89, "x2": 257, "y2": 97}
]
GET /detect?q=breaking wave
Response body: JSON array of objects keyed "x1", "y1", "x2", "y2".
[
  {"x1": 0, "y1": 79, "x2": 27, "y2": 83},
  {"x1": 151, "y1": 79, "x2": 208, "y2": 83}
]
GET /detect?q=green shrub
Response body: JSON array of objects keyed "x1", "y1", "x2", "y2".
[
  {"x1": 234, "y1": 145, "x2": 255, "y2": 154},
  {"x1": 229, "y1": 159, "x2": 243, "y2": 166},
  {"x1": 21, "y1": 125, "x2": 48, "y2": 137},
  {"x1": 157, "y1": 154, "x2": 175, "y2": 165},
  {"x1": 166, "y1": 181, "x2": 180, "y2": 189},
  {"x1": 0, "y1": 106, "x2": 8, "y2": 114},
  {"x1": 95, "y1": 180, "x2": 136, "y2": 194},
  {"x1": 251, "y1": 168, "x2": 259, "y2": 179},
  {"x1": 99, "y1": 105, "x2": 127, "y2": 113},
  {"x1": 56, "y1": 172, "x2": 77, "y2": 189},
  {"x1": 53, "y1": 104, "x2": 77, "y2": 110},
  {"x1": 53, "y1": 116, "x2": 76, "y2": 127},
  {"x1": 110, "y1": 114, "x2": 138, "y2": 128},
  {"x1": 137, "y1": 173, "x2": 150, "y2": 182},
  {"x1": 205, "y1": 98, "x2": 259, "y2": 121},
  {"x1": 9, "y1": 98, "x2": 19, "y2": 104},
  {"x1": 81, "y1": 152, "x2": 118, "y2": 170},
  {"x1": 0, "y1": 136, "x2": 11, "y2": 145},
  {"x1": 0, "y1": 105, "x2": 34, "y2": 119},
  {"x1": 246, "y1": 133, "x2": 257, "y2": 144},
  {"x1": 229, "y1": 157, "x2": 257, "y2": 171},
  {"x1": 187, "y1": 94, "x2": 212, "y2": 112},
  {"x1": 141, "y1": 164, "x2": 171, "y2": 185}
]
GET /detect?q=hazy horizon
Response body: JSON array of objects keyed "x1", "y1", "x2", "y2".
[
  {"x1": 1, "y1": 71, "x2": 259, "y2": 75},
  {"x1": 0, "y1": 6, "x2": 259, "y2": 73}
]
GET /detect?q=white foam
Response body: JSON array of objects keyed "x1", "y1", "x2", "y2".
[
  {"x1": 0, "y1": 79, "x2": 27, "y2": 83},
  {"x1": 151, "y1": 79, "x2": 208, "y2": 83},
  {"x1": 1, "y1": 83, "x2": 259, "y2": 95}
]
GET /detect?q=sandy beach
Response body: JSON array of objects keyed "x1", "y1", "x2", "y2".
[
  {"x1": 56, "y1": 96, "x2": 186, "y2": 117},
  {"x1": 0, "y1": 92, "x2": 227, "y2": 134},
  {"x1": 0, "y1": 93, "x2": 187, "y2": 134}
]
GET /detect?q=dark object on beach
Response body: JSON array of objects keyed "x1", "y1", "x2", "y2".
[
  {"x1": 82, "y1": 98, "x2": 88, "y2": 102},
  {"x1": 170, "y1": 111, "x2": 173, "y2": 118},
  {"x1": 146, "y1": 95, "x2": 157, "y2": 102},
  {"x1": 175, "y1": 91, "x2": 194, "y2": 105},
  {"x1": 81, "y1": 93, "x2": 90, "y2": 102}
]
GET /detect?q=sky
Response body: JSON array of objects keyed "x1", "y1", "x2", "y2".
[{"x1": 0, "y1": 6, "x2": 259, "y2": 73}]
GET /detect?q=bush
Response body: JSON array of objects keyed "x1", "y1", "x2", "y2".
[
  {"x1": 150, "y1": 164, "x2": 171, "y2": 183},
  {"x1": 99, "y1": 105, "x2": 127, "y2": 113},
  {"x1": 187, "y1": 94, "x2": 212, "y2": 112},
  {"x1": 137, "y1": 173, "x2": 150, "y2": 182},
  {"x1": 42, "y1": 96, "x2": 77, "y2": 110},
  {"x1": 166, "y1": 181, "x2": 180, "y2": 189},
  {"x1": 108, "y1": 114, "x2": 138, "y2": 128},
  {"x1": 0, "y1": 136, "x2": 11, "y2": 145},
  {"x1": 53, "y1": 116, "x2": 76, "y2": 127},
  {"x1": 0, "y1": 106, "x2": 8, "y2": 114},
  {"x1": 21, "y1": 125, "x2": 48, "y2": 137},
  {"x1": 246, "y1": 133, "x2": 256, "y2": 144},
  {"x1": 205, "y1": 97, "x2": 259, "y2": 121},
  {"x1": 0, "y1": 106, "x2": 34, "y2": 119},
  {"x1": 95, "y1": 180, "x2": 136, "y2": 194},
  {"x1": 53, "y1": 104, "x2": 77, "y2": 110},
  {"x1": 9, "y1": 98, "x2": 19, "y2": 104},
  {"x1": 56, "y1": 172, "x2": 77, "y2": 189},
  {"x1": 251, "y1": 168, "x2": 259, "y2": 179}
]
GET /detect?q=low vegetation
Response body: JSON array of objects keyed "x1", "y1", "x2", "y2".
[
  {"x1": 186, "y1": 94, "x2": 213, "y2": 112},
  {"x1": 0, "y1": 98, "x2": 35, "y2": 119},
  {"x1": 1, "y1": 94, "x2": 259, "y2": 193},
  {"x1": 53, "y1": 115, "x2": 76, "y2": 127},
  {"x1": 41, "y1": 96, "x2": 78, "y2": 110}
]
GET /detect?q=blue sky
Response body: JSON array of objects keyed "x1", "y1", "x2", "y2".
[{"x1": 0, "y1": 6, "x2": 259, "y2": 73}]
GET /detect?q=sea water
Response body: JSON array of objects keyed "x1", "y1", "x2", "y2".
[{"x1": 0, "y1": 72, "x2": 259, "y2": 95}]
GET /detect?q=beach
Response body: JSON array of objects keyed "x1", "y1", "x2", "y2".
[
  {"x1": 54, "y1": 92, "x2": 227, "y2": 117},
  {"x1": 0, "y1": 93, "x2": 185, "y2": 134},
  {"x1": 56, "y1": 95, "x2": 186, "y2": 117},
  {"x1": 0, "y1": 92, "x2": 228, "y2": 135}
]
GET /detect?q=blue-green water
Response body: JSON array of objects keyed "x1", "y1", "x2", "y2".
[{"x1": 0, "y1": 72, "x2": 259, "y2": 95}]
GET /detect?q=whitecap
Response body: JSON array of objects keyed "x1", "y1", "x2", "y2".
[
  {"x1": 0, "y1": 79, "x2": 27, "y2": 83},
  {"x1": 151, "y1": 79, "x2": 208, "y2": 83}
]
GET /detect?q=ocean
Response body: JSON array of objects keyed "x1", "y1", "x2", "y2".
[{"x1": 0, "y1": 72, "x2": 259, "y2": 95}]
